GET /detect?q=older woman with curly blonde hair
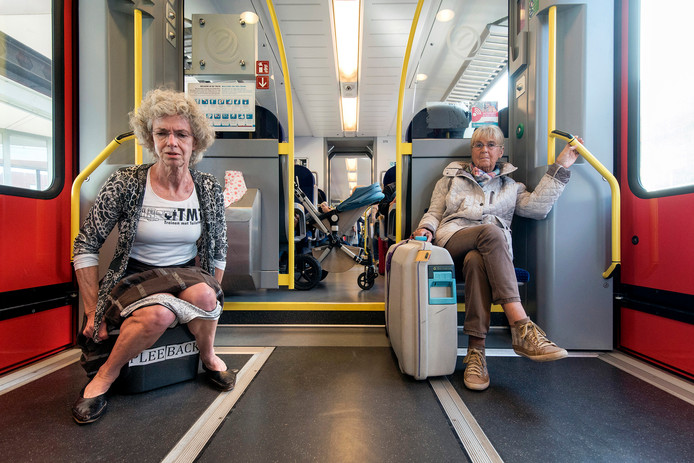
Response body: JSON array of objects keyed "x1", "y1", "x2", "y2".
[{"x1": 71, "y1": 88, "x2": 233, "y2": 424}]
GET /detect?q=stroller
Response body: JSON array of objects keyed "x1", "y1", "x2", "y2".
[{"x1": 294, "y1": 181, "x2": 384, "y2": 290}]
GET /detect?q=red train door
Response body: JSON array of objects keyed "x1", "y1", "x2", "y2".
[
  {"x1": 0, "y1": 1, "x2": 76, "y2": 375},
  {"x1": 617, "y1": 0, "x2": 694, "y2": 379}
]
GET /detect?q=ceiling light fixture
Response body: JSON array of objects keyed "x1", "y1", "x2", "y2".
[
  {"x1": 436, "y1": 9, "x2": 455, "y2": 23},
  {"x1": 240, "y1": 11, "x2": 259, "y2": 25},
  {"x1": 341, "y1": 96, "x2": 357, "y2": 132},
  {"x1": 333, "y1": 0, "x2": 361, "y2": 133}
]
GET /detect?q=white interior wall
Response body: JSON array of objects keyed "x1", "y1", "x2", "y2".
[
  {"x1": 376, "y1": 136, "x2": 396, "y2": 185},
  {"x1": 295, "y1": 136, "x2": 325, "y2": 189}
]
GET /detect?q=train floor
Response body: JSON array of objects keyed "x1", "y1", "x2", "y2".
[
  {"x1": 227, "y1": 265, "x2": 386, "y2": 304},
  {"x1": 1, "y1": 327, "x2": 693, "y2": 462}
]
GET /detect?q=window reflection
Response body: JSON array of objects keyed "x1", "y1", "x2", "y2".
[
  {"x1": 0, "y1": 2, "x2": 53, "y2": 191},
  {"x1": 639, "y1": 0, "x2": 694, "y2": 193}
]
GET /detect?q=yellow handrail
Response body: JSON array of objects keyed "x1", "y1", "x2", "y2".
[
  {"x1": 547, "y1": 6, "x2": 557, "y2": 165},
  {"x1": 550, "y1": 130, "x2": 620, "y2": 279},
  {"x1": 395, "y1": 0, "x2": 424, "y2": 242},
  {"x1": 134, "y1": 9, "x2": 143, "y2": 165},
  {"x1": 70, "y1": 132, "x2": 135, "y2": 260},
  {"x1": 266, "y1": 0, "x2": 295, "y2": 289}
]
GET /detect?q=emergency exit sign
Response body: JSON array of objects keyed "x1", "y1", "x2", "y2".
[{"x1": 256, "y1": 75, "x2": 269, "y2": 89}]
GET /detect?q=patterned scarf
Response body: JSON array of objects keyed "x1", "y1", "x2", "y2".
[{"x1": 466, "y1": 163, "x2": 501, "y2": 187}]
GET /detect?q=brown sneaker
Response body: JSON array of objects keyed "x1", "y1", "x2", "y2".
[
  {"x1": 463, "y1": 347, "x2": 490, "y2": 391},
  {"x1": 511, "y1": 318, "x2": 568, "y2": 362}
]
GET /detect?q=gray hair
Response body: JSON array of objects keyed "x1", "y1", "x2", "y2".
[
  {"x1": 129, "y1": 88, "x2": 215, "y2": 165},
  {"x1": 470, "y1": 124, "x2": 504, "y2": 148}
]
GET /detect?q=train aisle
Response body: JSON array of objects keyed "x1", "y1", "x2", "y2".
[
  {"x1": 445, "y1": 351, "x2": 694, "y2": 462},
  {"x1": 1, "y1": 327, "x2": 693, "y2": 462}
]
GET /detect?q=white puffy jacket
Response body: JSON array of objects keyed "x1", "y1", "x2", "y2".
[{"x1": 417, "y1": 161, "x2": 570, "y2": 257}]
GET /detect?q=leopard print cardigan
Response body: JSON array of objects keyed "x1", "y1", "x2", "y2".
[{"x1": 73, "y1": 163, "x2": 227, "y2": 342}]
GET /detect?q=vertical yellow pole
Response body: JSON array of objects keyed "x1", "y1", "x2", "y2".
[
  {"x1": 134, "y1": 8, "x2": 143, "y2": 165},
  {"x1": 395, "y1": 0, "x2": 424, "y2": 242},
  {"x1": 267, "y1": 0, "x2": 295, "y2": 288},
  {"x1": 547, "y1": 6, "x2": 557, "y2": 165},
  {"x1": 71, "y1": 134, "x2": 136, "y2": 259}
]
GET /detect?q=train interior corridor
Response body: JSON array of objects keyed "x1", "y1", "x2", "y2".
[
  {"x1": 1, "y1": 325, "x2": 693, "y2": 462},
  {"x1": 2, "y1": 1, "x2": 694, "y2": 461}
]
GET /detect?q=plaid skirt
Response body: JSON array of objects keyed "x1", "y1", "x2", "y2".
[{"x1": 78, "y1": 260, "x2": 223, "y2": 377}]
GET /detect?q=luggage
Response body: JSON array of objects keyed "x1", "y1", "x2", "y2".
[
  {"x1": 385, "y1": 237, "x2": 458, "y2": 380},
  {"x1": 115, "y1": 324, "x2": 200, "y2": 393}
]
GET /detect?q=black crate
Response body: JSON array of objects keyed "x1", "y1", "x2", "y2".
[{"x1": 116, "y1": 324, "x2": 200, "y2": 394}]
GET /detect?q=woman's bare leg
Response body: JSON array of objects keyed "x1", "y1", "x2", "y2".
[
  {"x1": 83, "y1": 305, "x2": 175, "y2": 398},
  {"x1": 502, "y1": 301, "x2": 527, "y2": 325},
  {"x1": 178, "y1": 283, "x2": 227, "y2": 372}
]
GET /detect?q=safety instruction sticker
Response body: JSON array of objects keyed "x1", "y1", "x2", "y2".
[
  {"x1": 415, "y1": 250, "x2": 431, "y2": 262},
  {"x1": 188, "y1": 82, "x2": 255, "y2": 132}
]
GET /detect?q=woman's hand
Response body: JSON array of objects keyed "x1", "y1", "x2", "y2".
[
  {"x1": 76, "y1": 266, "x2": 108, "y2": 340},
  {"x1": 556, "y1": 137, "x2": 584, "y2": 168},
  {"x1": 413, "y1": 227, "x2": 433, "y2": 242},
  {"x1": 82, "y1": 311, "x2": 109, "y2": 340}
]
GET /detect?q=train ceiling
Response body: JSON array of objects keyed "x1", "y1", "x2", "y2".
[{"x1": 187, "y1": 0, "x2": 508, "y2": 139}]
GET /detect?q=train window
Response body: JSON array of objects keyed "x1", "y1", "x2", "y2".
[
  {"x1": 0, "y1": 1, "x2": 59, "y2": 196},
  {"x1": 629, "y1": 0, "x2": 694, "y2": 198},
  {"x1": 480, "y1": 70, "x2": 508, "y2": 111}
]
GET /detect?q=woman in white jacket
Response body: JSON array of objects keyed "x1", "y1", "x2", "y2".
[{"x1": 413, "y1": 125, "x2": 581, "y2": 391}]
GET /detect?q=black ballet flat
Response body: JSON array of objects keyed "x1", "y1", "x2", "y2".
[
  {"x1": 72, "y1": 387, "x2": 108, "y2": 425},
  {"x1": 202, "y1": 365, "x2": 239, "y2": 391}
]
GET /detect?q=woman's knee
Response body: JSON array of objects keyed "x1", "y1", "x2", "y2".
[
  {"x1": 129, "y1": 304, "x2": 175, "y2": 333},
  {"x1": 478, "y1": 223, "x2": 505, "y2": 240},
  {"x1": 179, "y1": 283, "x2": 218, "y2": 312}
]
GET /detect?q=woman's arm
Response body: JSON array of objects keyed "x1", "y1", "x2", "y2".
[
  {"x1": 75, "y1": 266, "x2": 109, "y2": 340},
  {"x1": 214, "y1": 267, "x2": 224, "y2": 284},
  {"x1": 73, "y1": 170, "x2": 126, "y2": 256},
  {"x1": 210, "y1": 178, "x2": 228, "y2": 266},
  {"x1": 515, "y1": 141, "x2": 583, "y2": 219},
  {"x1": 415, "y1": 176, "x2": 451, "y2": 239}
]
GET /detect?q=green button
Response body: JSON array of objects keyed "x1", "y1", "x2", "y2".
[{"x1": 516, "y1": 123, "x2": 525, "y2": 139}]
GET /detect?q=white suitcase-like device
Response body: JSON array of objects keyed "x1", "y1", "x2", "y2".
[{"x1": 385, "y1": 237, "x2": 458, "y2": 380}]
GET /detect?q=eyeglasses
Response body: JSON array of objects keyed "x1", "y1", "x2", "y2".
[
  {"x1": 472, "y1": 142, "x2": 501, "y2": 150},
  {"x1": 153, "y1": 130, "x2": 192, "y2": 141}
]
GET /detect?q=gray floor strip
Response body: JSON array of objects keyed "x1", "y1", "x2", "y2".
[
  {"x1": 0, "y1": 349, "x2": 81, "y2": 396},
  {"x1": 162, "y1": 346, "x2": 274, "y2": 463},
  {"x1": 599, "y1": 351, "x2": 694, "y2": 406},
  {"x1": 457, "y1": 348, "x2": 601, "y2": 358},
  {"x1": 430, "y1": 377, "x2": 503, "y2": 463}
]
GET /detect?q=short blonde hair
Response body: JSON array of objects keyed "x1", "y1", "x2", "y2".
[
  {"x1": 470, "y1": 124, "x2": 504, "y2": 148},
  {"x1": 129, "y1": 88, "x2": 215, "y2": 165}
]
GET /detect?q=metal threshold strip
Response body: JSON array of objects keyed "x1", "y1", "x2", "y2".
[
  {"x1": 162, "y1": 346, "x2": 274, "y2": 463},
  {"x1": 599, "y1": 351, "x2": 694, "y2": 406},
  {"x1": 429, "y1": 377, "x2": 503, "y2": 463},
  {"x1": 224, "y1": 301, "x2": 385, "y2": 311}
]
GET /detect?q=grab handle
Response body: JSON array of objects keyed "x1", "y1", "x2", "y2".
[
  {"x1": 550, "y1": 130, "x2": 620, "y2": 278},
  {"x1": 428, "y1": 269, "x2": 457, "y2": 305},
  {"x1": 70, "y1": 131, "x2": 135, "y2": 260}
]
